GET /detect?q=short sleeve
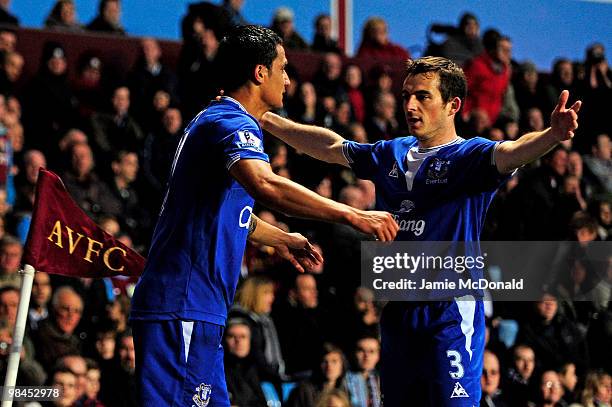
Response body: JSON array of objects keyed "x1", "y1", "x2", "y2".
[
  {"x1": 220, "y1": 127, "x2": 270, "y2": 171},
  {"x1": 342, "y1": 140, "x2": 384, "y2": 181},
  {"x1": 460, "y1": 138, "x2": 510, "y2": 192}
]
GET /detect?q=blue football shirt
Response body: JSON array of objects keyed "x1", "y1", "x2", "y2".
[
  {"x1": 343, "y1": 136, "x2": 508, "y2": 298},
  {"x1": 131, "y1": 97, "x2": 269, "y2": 325}
]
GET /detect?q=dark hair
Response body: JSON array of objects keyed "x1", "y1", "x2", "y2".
[
  {"x1": 99, "y1": 0, "x2": 118, "y2": 14},
  {"x1": 405, "y1": 56, "x2": 467, "y2": 103},
  {"x1": 482, "y1": 29, "x2": 501, "y2": 52},
  {"x1": 216, "y1": 25, "x2": 282, "y2": 93},
  {"x1": 459, "y1": 12, "x2": 478, "y2": 31}
]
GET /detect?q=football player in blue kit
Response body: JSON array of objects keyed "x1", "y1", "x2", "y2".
[
  {"x1": 261, "y1": 56, "x2": 581, "y2": 406},
  {"x1": 129, "y1": 25, "x2": 398, "y2": 407}
]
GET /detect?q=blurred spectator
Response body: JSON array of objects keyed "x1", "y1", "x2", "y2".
[
  {"x1": 271, "y1": 7, "x2": 308, "y2": 51},
  {"x1": 545, "y1": 58, "x2": 576, "y2": 114},
  {"x1": 568, "y1": 150, "x2": 597, "y2": 201},
  {"x1": 178, "y1": 15, "x2": 218, "y2": 119},
  {"x1": 0, "y1": 318, "x2": 46, "y2": 386},
  {"x1": 511, "y1": 146, "x2": 568, "y2": 239},
  {"x1": 61, "y1": 143, "x2": 121, "y2": 221},
  {"x1": 577, "y1": 43, "x2": 612, "y2": 152},
  {"x1": 312, "y1": 14, "x2": 342, "y2": 55},
  {"x1": 45, "y1": 0, "x2": 84, "y2": 32},
  {"x1": 343, "y1": 64, "x2": 366, "y2": 123},
  {"x1": 345, "y1": 336, "x2": 381, "y2": 407},
  {"x1": 0, "y1": 285, "x2": 18, "y2": 327},
  {"x1": 364, "y1": 91, "x2": 399, "y2": 142},
  {"x1": 80, "y1": 358, "x2": 104, "y2": 407},
  {"x1": 569, "y1": 211, "x2": 599, "y2": 244},
  {"x1": 127, "y1": 37, "x2": 178, "y2": 127},
  {"x1": 72, "y1": 52, "x2": 106, "y2": 120},
  {"x1": 106, "y1": 294, "x2": 129, "y2": 336},
  {"x1": 480, "y1": 350, "x2": 508, "y2": 407},
  {"x1": 141, "y1": 107, "x2": 182, "y2": 208},
  {"x1": 230, "y1": 276, "x2": 286, "y2": 383},
  {"x1": 90, "y1": 86, "x2": 144, "y2": 163},
  {"x1": 313, "y1": 52, "x2": 344, "y2": 100},
  {"x1": 109, "y1": 151, "x2": 149, "y2": 245},
  {"x1": 0, "y1": 0, "x2": 18, "y2": 26},
  {"x1": 93, "y1": 322, "x2": 115, "y2": 364},
  {"x1": 48, "y1": 367, "x2": 79, "y2": 407},
  {"x1": 463, "y1": 30, "x2": 512, "y2": 125},
  {"x1": 356, "y1": 17, "x2": 409, "y2": 60},
  {"x1": 57, "y1": 354, "x2": 87, "y2": 401},
  {"x1": 14, "y1": 149, "x2": 46, "y2": 213},
  {"x1": 287, "y1": 343, "x2": 349, "y2": 407},
  {"x1": 33, "y1": 286, "x2": 84, "y2": 372},
  {"x1": 223, "y1": 318, "x2": 267, "y2": 407},
  {"x1": 505, "y1": 344, "x2": 536, "y2": 407},
  {"x1": 583, "y1": 133, "x2": 612, "y2": 195},
  {"x1": 316, "y1": 388, "x2": 351, "y2": 407},
  {"x1": 346, "y1": 288, "x2": 379, "y2": 346},
  {"x1": 559, "y1": 361, "x2": 579, "y2": 405},
  {"x1": 439, "y1": 12, "x2": 483, "y2": 67},
  {"x1": 517, "y1": 292, "x2": 588, "y2": 373},
  {"x1": 590, "y1": 200, "x2": 612, "y2": 240},
  {"x1": 274, "y1": 273, "x2": 333, "y2": 377},
  {"x1": 99, "y1": 330, "x2": 137, "y2": 407},
  {"x1": 0, "y1": 50, "x2": 24, "y2": 98},
  {"x1": 580, "y1": 370, "x2": 612, "y2": 407},
  {"x1": 0, "y1": 235, "x2": 21, "y2": 288},
  {"x1": 514, "y1": 61, "x2": 551, "y2": 125},
  {"x1": 23, "y1": 42, "x2": 78, "y2": 153},
  {"x1": 529, "y1": 370, "x2": 564, "y2": 407},
  {"x1": 29, "y1": 271, "x2": 52, "y2": 332},
  {"x1": 221, "y1": 0, "x2": 247, "y2": 27},
  {"x1": 86, "y1": 0, "x2": 126, "y2": 36},
  {"x1": 0, "y1": 27, "x2": 16, "y2": 53}
]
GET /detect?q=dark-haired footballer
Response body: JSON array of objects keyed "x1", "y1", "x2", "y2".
[
  {"x1": 261, "y1": 56, "x2": 581, "y2": 406},
  {"x1": 130, "y1": 25, "x2": 398, "y2": 406}
]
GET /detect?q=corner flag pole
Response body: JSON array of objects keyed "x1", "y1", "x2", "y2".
[
  {"x1": 1, "y1": 264, "x2": 36, "y2": 407},
  {"x1": 331, "y1": 0, "x2": 353, "y2": 56}
]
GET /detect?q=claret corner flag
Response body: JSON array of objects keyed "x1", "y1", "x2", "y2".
[{"x1": 22, "y1": 168, "x2": 145, "y2": 278}]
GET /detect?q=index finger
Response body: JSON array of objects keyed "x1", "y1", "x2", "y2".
[{"x1": 554, "y1": 90, "x2": 569, "y2": 112}]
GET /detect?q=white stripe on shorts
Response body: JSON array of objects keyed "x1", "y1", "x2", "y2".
[
  {"x1": 181, "y1": 321, "x2": 194, "y2": 363},
  {"x1": 455, "y1": 295, "x2": 476, "y2": 361}
]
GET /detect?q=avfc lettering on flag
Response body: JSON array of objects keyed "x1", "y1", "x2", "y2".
[{"x1": 46, "y1": 220, "x2": 128, "y2": 272}]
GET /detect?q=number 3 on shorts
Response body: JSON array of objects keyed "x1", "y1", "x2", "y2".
[{"x1": 446, "y1": 350, "x2": 464, "y2": 379}]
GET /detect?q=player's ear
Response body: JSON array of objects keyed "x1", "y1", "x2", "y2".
[
  {"x1": 448, "y1": 97, "x2": 461, "y2": 116},
  {"x1": 253, "y1": 64, "x2": 267, "y2": 85}
]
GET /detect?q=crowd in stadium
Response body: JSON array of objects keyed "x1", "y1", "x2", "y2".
[{"x1": 0, "y1": 0, "x2": 609, "y2": 406}]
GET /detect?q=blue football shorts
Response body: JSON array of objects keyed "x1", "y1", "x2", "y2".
[
  {"x1": 379, "y1": 297, "x2": 484, "y2": 407},
  {"x1": 133, "y1": 319, "x2": 230, "y2": 407}
]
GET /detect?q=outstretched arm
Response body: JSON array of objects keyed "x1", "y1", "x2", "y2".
[
  {"x1": 495, "y1": 90, "x2": 581, "y2": 173},
  {"x1": 247, "y1": 214, "x2": 323, "y2": 273},
  {"x1": 230, "y1": 159, "x2": 398, "y2": 241},
  {"x1": 261, "y1": 112, "x2": 349, "y2": 167}
]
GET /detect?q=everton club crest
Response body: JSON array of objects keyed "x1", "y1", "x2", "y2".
[
  {"x1": 192, "y1": 383, "x2": 212, "y2": 407},
  {"x1": 426, "y1": 158, "x2": 450, "y2": 184}
]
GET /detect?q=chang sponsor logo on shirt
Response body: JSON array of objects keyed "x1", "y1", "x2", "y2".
[
  {"x1": 236, "y1": 130, "x2": 263, "y2": 152},
  {"x1": 393, "y1": 200, "x2": 425, "y2": 236}
]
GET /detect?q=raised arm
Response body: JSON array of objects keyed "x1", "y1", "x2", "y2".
[
  {"x1": 247, "y1": 214, "x2": 323, "y2": 273},
  {"x1": 261, "y1": 112, "x2": 349, "y2": 166},
  {"x1": 230, "y1": 159, "x2": 398, "y2": 241},
  {"x1": 495, "y1": 90, "x2": 581, "y2": 173}
]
